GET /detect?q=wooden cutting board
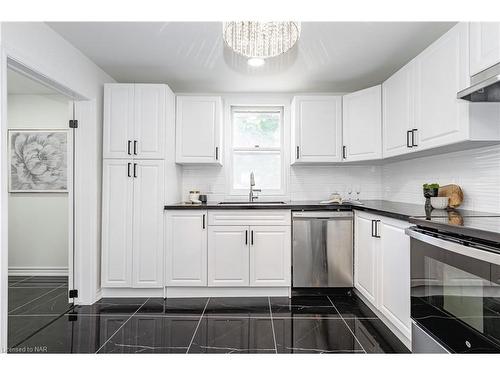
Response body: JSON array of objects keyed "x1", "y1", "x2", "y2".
[{"x1": 438, "y1": 184, "x2": 464, "y2": 208}]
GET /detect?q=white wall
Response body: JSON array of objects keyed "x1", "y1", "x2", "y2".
[
  {"x1": 0, "y1": 22, "x2": 115, "y2": 309},
  {"x1": 382, "y1": 145, "x2": 500, "y2": 213},
  {"x1": 8, "y1": 94, "x2": 70, "y2": 275}
]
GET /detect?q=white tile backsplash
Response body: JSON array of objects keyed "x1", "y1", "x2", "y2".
[
  {"x1": 181, "y1": 145, "x2": 500, "y2": 212},
  {"x1": 382, "y1": 145, "x2": 500, "y2": 213}
]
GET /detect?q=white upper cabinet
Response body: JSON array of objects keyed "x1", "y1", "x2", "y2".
[
  {"x1": 103, "y1": 84, "x2": 135, "y2": 159},
  {"x1": 133, "y1": 84, "x2": 166, "y2": 159},
  {"x1": 382, "y1": 62, "x2": 416, "y2": 158},
  {"x1": 414, "y1": 22, "x2": 470, "y2": 150},
  {"x1": 103, "y1": 84, "x2": 167, "y2": 160},
  {"x1": 342, "y1": 85, "x2": 382, "y2": 161},
  {"x1": 470, "y1": 22, "x2": 500, "y2": 76},
  {"x1": 165, "y1": 211, "x2": 208, "y2": 287},
  {"x1": 176, "y1": 96, "x2": 222, "y2": 165},
  {"x1": 291, "y1": 96, "x2": 342, "y2": 163}
]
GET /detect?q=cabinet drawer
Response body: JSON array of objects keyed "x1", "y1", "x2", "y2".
[{"x1": 208, "y1": 210, "x2": 291, "y2": 226}]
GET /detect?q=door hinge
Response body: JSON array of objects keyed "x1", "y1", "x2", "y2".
[
  {"x1": 69, "y1": 119, "x2": 78, "y2": 129},
  {"x1": 69, "y1": 289, "x2": 78, "y2": 298}
]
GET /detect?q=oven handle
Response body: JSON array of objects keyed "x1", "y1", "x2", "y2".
[{"x1": 406, "y1": 227, "x2": 500, "y2": 266}]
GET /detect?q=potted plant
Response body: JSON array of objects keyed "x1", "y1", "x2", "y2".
[{"x1": 423, "y1": 183, "x2": 440, "y2": 211}]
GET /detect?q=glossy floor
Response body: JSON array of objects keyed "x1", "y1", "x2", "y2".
[{"x1": 8, "y1": 279, "x2": 409, "y2": 354}]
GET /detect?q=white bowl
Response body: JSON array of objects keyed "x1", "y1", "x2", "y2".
[{"x1": 431, "y1": 197, "x2": 449, "y2": 209}]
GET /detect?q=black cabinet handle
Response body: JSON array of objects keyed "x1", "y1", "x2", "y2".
[
  {"x1": 133, "y1": 163, "x2": 137, "y2": 178},
  {"x1": 251, "y1": 230, "x2": 254, "y2": 245},
  {"x1": 245, "y1": 230, "x2": 248, "y2": 245},
  {"x1": 133, "y1": 140, "x2": 138, "y2": 155},
  {"x1": 127, "y1": 140, "x2": 132, "y2": 155},
  {"x1": 371, "y1": 220, "x2": 375, "y2": 237},
  {"x1": 342, "y1": 145, "x2": 347, "y2": 159},
  {"x1": 215, "y1": 146, "x2": 219, "y2": 160},
  {"x1": 127, "y1": 162, "x2": 131, "y2": 177},
  {"x1": 202, "y1": 214, "x2": 206, "y2": 229},
  {"x1": 374, "y1": 220, "x2": 381, "y2": 238},
  {"x1": 411, "y1": 129, "x2": 418, "y2": 147},
  {"x1": 296, "y1": 146, "x2": 300, "y2": 160},
  {"x1": 406, "y1": 130, "x2": 413, "y2": 148}
]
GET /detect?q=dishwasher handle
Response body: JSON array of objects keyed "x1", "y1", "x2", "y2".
[{"x1": 292, "y1": 211, "x2": 353, "y2": 219}]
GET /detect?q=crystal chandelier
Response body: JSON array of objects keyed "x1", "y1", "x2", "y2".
[{"x1": 222, "y1": 22, "x2": 301, "y2": 66}]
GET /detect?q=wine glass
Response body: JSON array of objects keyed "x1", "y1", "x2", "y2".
[
  {"x1": 353, "y1": 184, "x2": 361, "y2": 202},
  {"x1": 346, "y1": 185, "x2": 353, "y2": 202}
]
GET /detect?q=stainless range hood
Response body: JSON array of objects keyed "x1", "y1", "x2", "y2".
[{"x1": 458, "y1": 62, "x2": 500, "y2": 102}]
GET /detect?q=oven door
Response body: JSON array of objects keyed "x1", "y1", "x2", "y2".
[{"x1": 407, "y1": 227, "x2": 500, "y2": 353}]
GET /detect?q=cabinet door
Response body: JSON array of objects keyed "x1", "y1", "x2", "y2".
[
  {"x1": 176, "y1": 96, "x2": 222, "y2": 164},
  {"x1": 132, "y1": 160, "x2": 165, "y2": 288},
  {"x1": 470, "y1": 22, "x2": 500, "y2": 76},
  {"x1": 382, "y1": 62, "x2": 415, "y2": 158},
  {"x1": 354, "y1": 212, "x2": 378, "y2": 305},
  {"x1": 165, "y1": 211, "x2": 207, "y2": 286},
  {"x1": 101, "y1": 159, "x2": 134, "y2": 287},
  {"x1": 414, "y1": 23, "x2": 470, "y2": 150},
  {"x1": 134, "y1": 84, "x2": 166, "y2": 159},
  {"x1": 378, "y1": 218, "x2": 411, "y2": 339},
  {"x1": 208, "y1": 226, "x2": 249, "y2": 286},
  {"x1": 292, "y1": 96, "x2": 342, "y2": 163},
  {"x1": 343, "y1": 85, "x2": 382, "y2": 161},
  {"x1": 249, "y1": 226, "x2": 291, "y2": 287},
  {"x1": 103, "y1": 84, "x2": 135, "y2": 159}
]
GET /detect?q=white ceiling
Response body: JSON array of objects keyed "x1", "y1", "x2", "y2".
[{"x1": 47, "y1": 22, "x2": 455, "y2": 93}]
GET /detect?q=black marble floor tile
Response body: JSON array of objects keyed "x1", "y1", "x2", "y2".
[
  {"x1": 8, "y1": 276, "x2": 33, "y2": 286},
  {"x1": 11, "y1": 276, "x2": 68, "y2": 288},
  {"x1": 8, "y1": 287, "x2": 59, "y2": 313},
  {"x1": 343, "y1": 318, "x2": 409, "y2": 353},
  {"x1": 8, "y1": 315, "x2": 61, "y2": 350},
  {"x1": 12, "y1": 288, "x2": 72, "y2": 316},
  {"x1": 98, "y1": 316, "x2": 200, "y2": 353},
  {"x1": 273, "y1": 317, "x2": 364, "y2": 353},
  {"x1": 188, "y1": 316, "x2": 275, "y2": 353},
  {"x1": 204, "y1": 297, "x2": 270, "y2": 317},
  {"x1": 270, "y1": 296, "x2": 340, "y2": 318},
  {"x1": 71, "y1": 298, "x2": 147, "y2": 315},
  {"x1": 134, "y1": 297, "x2": 208, "y2": 317},
  {"x1": 329, "y1": 295, "x2": 379, "y2": 319},
  {"x1": 9, "y1": 314, "x2": 119, "y2": 353}
]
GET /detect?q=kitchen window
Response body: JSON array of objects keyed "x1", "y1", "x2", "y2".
[{"x1": 229, "y1": 106, "x2": 285, "y2": 196}]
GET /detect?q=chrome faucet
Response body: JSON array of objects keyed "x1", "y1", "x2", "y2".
[{"x1": 249, "y1": 172, "x2": 261, "y2": 202}]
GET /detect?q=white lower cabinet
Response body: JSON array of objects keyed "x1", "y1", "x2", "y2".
[
  {"x1": 208, "y1": 226, "x2": 250, "y2": 287},
  {"x1": 354, "y1": 211, "x2": 411, "y2": 340},
  {"x1": 165, "y1": 211, "x2": 207, "y2": 286},
  {"x1": 101, "y1": 159, "x2": 164, "y2": 288},
  {"x1": 250, "y1": 226, "x2": 291, "y2": 287}
]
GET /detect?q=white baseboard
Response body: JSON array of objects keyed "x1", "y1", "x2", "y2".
[
  {"x1": 8, "y1": 266, "x2": 68, "y2": 277},
  {"x1": 166, "y1": 286, "x2": 290, "y2": 298},
  {"x1": 101, "y1": 288, "x2": 164, "y2": 298}
]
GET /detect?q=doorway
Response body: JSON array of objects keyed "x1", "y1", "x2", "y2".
[{"x1": 6, "y1": 67, "x2": 76, "y2": 350}]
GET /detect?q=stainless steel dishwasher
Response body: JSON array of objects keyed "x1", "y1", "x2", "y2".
[{"x1": 292, "y1": 211, "x2": 353, "y2": 288}]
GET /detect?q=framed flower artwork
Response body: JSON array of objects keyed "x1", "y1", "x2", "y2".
[{"x1": 8, "y1": 130, "x2": 68, "y2": 192}]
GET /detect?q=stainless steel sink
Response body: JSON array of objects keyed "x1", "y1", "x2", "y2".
[{"x1": 218, "y1": 201, "x2": 287, "y2": 205}]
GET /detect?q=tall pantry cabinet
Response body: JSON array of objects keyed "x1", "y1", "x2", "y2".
[{"x1": 101, "y1": 84, "x2": 178, "y2": 289}]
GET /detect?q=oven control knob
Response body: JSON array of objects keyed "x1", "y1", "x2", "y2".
[{"x1": 465, "y1": 340, "x2": 471, "y2": 349}]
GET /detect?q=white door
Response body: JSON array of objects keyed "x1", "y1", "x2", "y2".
[
  {"x1": 176, "y1": 96, "x2": 222, "y2": 164},
  {"x1": 292, "y1": 96, "x2": 342, "y2": 163},
  {"x1": 378, "y1": 218, "x2": 411, "y2": 339},
  {"x1": 249, "y1": 226, "x2": 291, "y2": 287},
  {"x1": 165, "y1": 211, "x2": 207, "y2": 286},
  {"x1": 354, "y1": 212, "x2": 378, "y2": 305},
  {"x1": 208, "y1": 226, "x2": 249, "y2": 286},
  {"x1": 133, "y1": 84, "x2": 166, "y2": 159},
  {"x1": 132, "y1": 160, "x2": 165, "y2": 288},
  {"x1": 382, "y1": 62, "x2": 415, "y2": 158},
  {"x1": 470, "y1": 22, "x2": 500, "y2": 76},
  {"x1": 414, "y1": 23, "x2": 470, "y2": 150},
  {"x1": 103, "y1": 84, "x2": 135, "y2": 159},
  {"x1": 101, "y1": 159, "x2": 134, "y2": 287},
  {"x1": 343, "y1": 85, "x2": 382, "y2": 161}
]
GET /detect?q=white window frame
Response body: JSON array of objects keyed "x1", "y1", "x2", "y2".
[{"x1": 224, "y1": 97, "x2": 290, "y2": 200}]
